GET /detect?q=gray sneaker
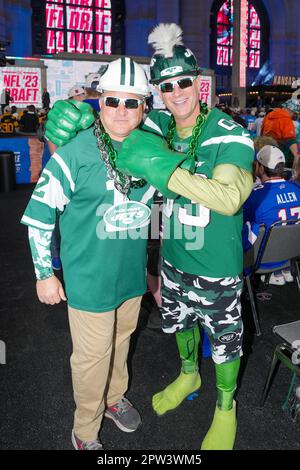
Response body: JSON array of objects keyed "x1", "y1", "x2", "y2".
[
  {"x1": 71, "y1": 429, "x2": 103, "y2": 450},
  {"x1": 104, "y1": 397, "x2": 141, "y2": 432}
]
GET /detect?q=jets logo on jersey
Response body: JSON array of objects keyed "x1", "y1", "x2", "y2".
[{"x1": 104, "y1": 201, "x2": 151, "y2": 232}]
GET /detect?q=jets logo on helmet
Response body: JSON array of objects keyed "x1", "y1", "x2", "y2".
[
  {"x1": 185, "y1": 49, "x2": 193, "y2": 58},
  {"x1": 148, "y1": 23, "x2": 200, "y2": 84},
  {"x1": 161, "y1": 66, "x2": 184, "y2": 77},
  {"x1": 97, "y1": 57, "x2": 149, "y2": 97}
]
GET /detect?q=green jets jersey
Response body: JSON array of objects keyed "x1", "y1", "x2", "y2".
[
  {"x1": 142, "y1": 108, "x2": 254, "y2": 277},
  {"x1": 21, "y1": 126, "x2": 155, "y2": 312}
]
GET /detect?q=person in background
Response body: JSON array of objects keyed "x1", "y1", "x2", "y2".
[
  {"x1": 83, "y1": 73, "x2": 102, "y2": 112},
  {"x1": 68, "y1": 86, "x2": 86, "y2": 102},
  {"x1": 243, "y1": 145, "x2": 300, "y2": 285},
  {"x1": 10, "y1": 105, "x2": 19, "y2": 119},
  {"x1": 261, "y1": 98, "x2": 300, "y2": 169},
  {"x1": 253, "y1": 135, "x2": 279, "y2": 153},
  {"x1": 253, "y1": 110, "x2": 266, "y2": 137},
  {"x1": 0, "y1": 106, "x2": 18, "y2": 134},
  {"x1": 256, "y1": 95, "x2": 264, "y2": 110},
  {"x1": 292, "y1": 157, "x2": 300, "y2": 187},
  {"x1": 19, "y1": 105, "x2": 39, "y2": 134},
  {"x1": 230, "y1": 107, "x2": 247, "y2": 128},
  {"x1": 0, "y1": 88, "x2": 12, "y2": 114},
  {"x1": 244, "y1": 108, "x2": 257, "y2": 137},
  {"x1": 38, "y1": 108, "x2": 47, "y2": 125},
  {"x1": 42, "y1": 88, "x2": 51, "y2": 111}
]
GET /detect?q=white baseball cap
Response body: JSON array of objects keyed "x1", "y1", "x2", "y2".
[
  {"x1": 85, "y1": 73, "x2": 101, "y2": 89},
  {"x1": 257, "y1": 145, "x2": 285, "y2": 169},
  {"x1": 68, "y1": 86, "x2": 85, "y2": 98}
]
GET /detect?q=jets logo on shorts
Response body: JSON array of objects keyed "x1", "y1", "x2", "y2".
[
  {"x1": 218, "y1": 332, "x2": 237, "y2": 344},
  {"x1": 104, "y1": 201, "x2": 151, "y2": 232}
]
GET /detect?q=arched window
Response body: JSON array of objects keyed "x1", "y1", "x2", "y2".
[
  {"x1": 216, "y1": 0, "x2": 261, "y2": 68},
  {"x1": 45, "y1": 0, "x2": 113, "y2": 55},
  {"x1": 211, "y1": 0, "x2": 269, "y2": 87}
]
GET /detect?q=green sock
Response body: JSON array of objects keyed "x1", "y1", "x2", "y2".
[
  {"x1": 152, "y1": 326, "x2": 201, "y2": 416},
  {"x1": 201, "y1": 359, "x2": 240, "y2": 450},
  {"x1": 176, "y1": 326, "x2": 200, "y2": 374},
  {"x1": 215, "y1": 358, "x2": 240, "y2": 410}
]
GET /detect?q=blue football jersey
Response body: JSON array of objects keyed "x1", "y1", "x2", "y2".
[{"x1": 243, "y1": 178, "x2": 300, "y2": 269}]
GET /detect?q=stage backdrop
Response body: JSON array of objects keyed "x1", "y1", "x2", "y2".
[{"x1": 0, "y1": 57, "x2": 215, "y2": 109}]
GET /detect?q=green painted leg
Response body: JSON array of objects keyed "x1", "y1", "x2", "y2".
[
  {"x1": 201, "y1": 359, "x2": 240, "y2": 450},
  {"x1": 152, "y1": 326, "x2": 201, "y2": 416}
]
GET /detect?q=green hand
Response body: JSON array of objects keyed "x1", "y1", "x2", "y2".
[
  {"x1": 117, "y1": 129, "x2": 195, "y2": 198},
  {"x1": 45, "y1": 100, "x2": 95, "y2": 146}
]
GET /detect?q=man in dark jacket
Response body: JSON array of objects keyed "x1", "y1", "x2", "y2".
[
  {"x1": 19, "y1": 105, "x2": 39, "y2": 133},
  {"x1": 42, "y1": 88, "x2": 51, "y2": 111}
]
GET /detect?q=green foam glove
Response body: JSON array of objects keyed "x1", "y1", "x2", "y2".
[
  {"x1": 117, "y1": 129, "x2": 195, "y2": 199},
  {"x1": 45, "y1": 99, "x2": 95, "y2": 146}
]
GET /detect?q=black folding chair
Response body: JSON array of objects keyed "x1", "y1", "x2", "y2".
[
  {"x1": 260, "y1": 320, "x2": 300, "y2": 406},
  {"x1": 243, "y1": 224, "x2": 266, "y2": 336},
  {"x1": 244, "y1": 220, "x2": 300, "y2": 336}
]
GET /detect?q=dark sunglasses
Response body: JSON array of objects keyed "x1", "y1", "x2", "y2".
[
  {"x1": 103, "y1": 96, "x2": 144, "y2": 109},
  {"x1": 158, "y1": 76, "x2": 197, "y2": 93}
]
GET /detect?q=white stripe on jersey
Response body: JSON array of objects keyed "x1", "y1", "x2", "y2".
[
  {"x1": 52, "y1": 152, "x2": 75, "y2": 191},
  {"x1": 143, "y1": 117, "x2": 164, "y2": 135},
  {"x1": 32, "y1": 168, "x2": 70, "y2": 211},
  {"x1": 21, "y1": 215, "x2": 55, "y2": 230},
  {"x1": 141, "y1": 185, "x2": 156, "y2": 204},
  {"x1": 201, "y1": 135, "x2": 254, "y2": 149}
]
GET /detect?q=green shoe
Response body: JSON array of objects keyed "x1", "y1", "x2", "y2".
[
  {"x1": 201, "y1": 401, "x2": 237, "y2": 450},
  {"x1": 152, "y1": 371, "x2": 201, "y2": 416}
]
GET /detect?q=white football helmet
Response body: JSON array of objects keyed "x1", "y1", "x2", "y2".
[{"x1": 97, "y1": 57, "x2": 149, "y2": 97}]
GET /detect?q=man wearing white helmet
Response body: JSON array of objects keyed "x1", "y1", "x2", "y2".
[{"x1": 20, "y1": 57, "x2": 189, "y2": 450}]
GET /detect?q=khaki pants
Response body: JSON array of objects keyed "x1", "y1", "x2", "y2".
[{"x1": 68, "y1": 296, "x2": 141, "y2": 441}]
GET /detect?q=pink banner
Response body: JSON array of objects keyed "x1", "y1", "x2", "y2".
[{"x1": 1, "y1": 68, "x2": 41, "y2": 107}]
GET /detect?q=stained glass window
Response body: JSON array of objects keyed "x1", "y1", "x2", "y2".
[
  {"x1": 45, "y1": 0, "x2": 112, "y2": 55},
  {"x1": 216, "y1": 0, "x2": 261, "y2": 69}
]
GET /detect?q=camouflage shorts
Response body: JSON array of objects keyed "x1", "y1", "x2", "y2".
[{"x1": 160, "y1": 258, "x2": 244, "y2": 364}]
